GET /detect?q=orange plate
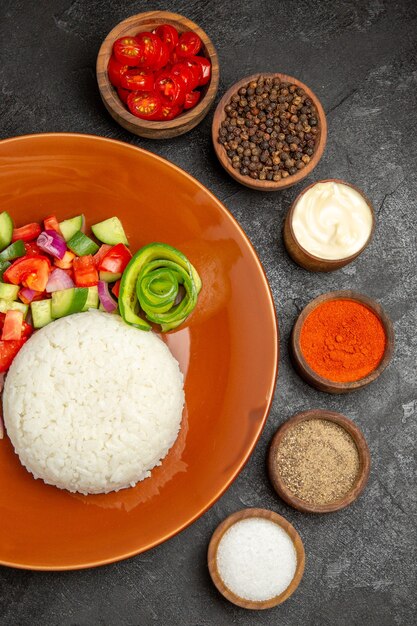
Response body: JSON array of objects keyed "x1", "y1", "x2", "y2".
[{"x1": 0, "y1": 133, "x2": 278, "y2": 570}]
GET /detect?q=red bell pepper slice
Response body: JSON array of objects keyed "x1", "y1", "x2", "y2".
[
  {"x1": 12, "y1": 223, "x2": 42, "y2": 243},
  {"x1": 98, "y1": 244, "x2": 132, "y2": 275}
]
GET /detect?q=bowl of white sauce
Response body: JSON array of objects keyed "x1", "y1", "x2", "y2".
[{"x1": 283, "y1": 179, "x2": 375, "y2": 271}]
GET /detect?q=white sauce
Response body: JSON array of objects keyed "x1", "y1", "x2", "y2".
[{"x1": 291, "y1": 181, "x2": 373, "y2": 260}]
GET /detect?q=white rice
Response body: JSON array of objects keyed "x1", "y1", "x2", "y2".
[{"x1": 2, "y1": 311, "x2": 184, "y2": 495}]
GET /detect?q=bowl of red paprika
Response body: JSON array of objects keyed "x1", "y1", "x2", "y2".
[
  {"x1": 291, "y1": 290, "x2": 394, "y2": 394},
  {"x1": 96, "y1": 11, "x2": 219, "y2": 139}
]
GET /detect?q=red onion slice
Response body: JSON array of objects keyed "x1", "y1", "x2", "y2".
[
  {"x1": 37, "y1": 229, "x2": 67, "y2": 260},
  {"x1": 98, "y1": 280, "x2": 118, "y2": 313},
  {"x1": 46, "y1": 268, "x2": 74, "y2": 292}
]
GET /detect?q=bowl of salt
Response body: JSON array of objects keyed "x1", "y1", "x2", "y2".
[{"x1": 207, "y1": 508, "x2": 305, "y2": 609}]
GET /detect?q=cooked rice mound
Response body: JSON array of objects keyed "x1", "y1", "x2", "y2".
[{"x1": 3, "y1": 311, "x2": 184, "y2": 495}]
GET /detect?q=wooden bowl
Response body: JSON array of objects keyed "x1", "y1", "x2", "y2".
[
  {"x1": 207, "y1": 508, "x2": 305, "y2": 609},
  {"x1": 291, "y1": 290, "x2": 394, "y2": 394},
  {"x1": 96, "y1": 11, "x2": 219, "y2": 139},
  {"x1": 283, "y1": 179, "x2": 375, "y2": 271},
  {"x1": 268, "y1": 410, "x2": 371, "y2": 513},
  {"x1": 212, "y1": 73, "x2": 327, "y2": 191}
]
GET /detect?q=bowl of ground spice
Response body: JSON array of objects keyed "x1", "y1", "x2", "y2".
[
  {"x1": 291, "y1": 290, "x2": 394, "y2": 393},
  {"x1": 212, "y1": 73, "x2": 327, "y2": 190},
  {"x1": 268, "y1": 410, "x2": 370, "y2": 513}
]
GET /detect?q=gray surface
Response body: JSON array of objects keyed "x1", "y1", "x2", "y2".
[{"x1": 0, "y1": 0, "x2": 416, "y2": 624}]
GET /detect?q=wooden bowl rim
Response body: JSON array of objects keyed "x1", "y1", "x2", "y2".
[
  {"x1": 286, "y1": 178, "x2": 376, "y2": 265},
  {"x1": 96, "y1": 10, "x2": 219, "y2": 132},
  {"x1": 291, "y1": 290, "x2": 394, "y2": 392},
  {"x1": 268, "y1": 410, "x2": 371, "y2": 513},
  {"x1": 207, "y1": 508, "x2": 305, "y2": 610},
  {"x1": 211, "y1": 72, "x2": 327, "y2": 191}
]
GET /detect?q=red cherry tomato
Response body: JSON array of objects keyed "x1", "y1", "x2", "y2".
[
  {"x1": 135, "y1": 32, "x2": 162, "y2": 67},
  {"x1": 176, "y1": 32, "x2": 202, "y2": 57},
  {"x1": 24, "y1": 242, "x2": 42, "y2": 256},
  {"x1": 153, "y1": 40, "x2": 170, "y2": 71},
  {"x1": 107, "y1": 56, "x2": 129, "y2": 88},
  {"x1": 117, "y1": 87, "x2": 130, "y2": 105},
  {"x1": 12, "y1": 223, "x2": 41, "y2": 243},
  {"x1": 73, "y1": 255, "x2": 98, "y2": 288},
  {"x1": 1, "y1": 310, "x2": 23, "y2": 341},
  {"x1": 120, "y1": 69, "x2": 154, "y2": 91},
  {"x1": 181, "y1": 58, "x2": 203, "y2": 87},
  {"x1": 158, "y1": 103, "x2": 182, "y2": 121},
  {"x1": 127, "y1": 91, "x2": 163, "y2": 120},
  {"x1": 113, "y1": 37, "x2": 143, "y2": 66},
  {"x1": 154, "y1": 24, "x2": 179, "y2": 53},
  {"x1": 184, "y1": 91, "x2": 201, "y2": 110},
  {"x1": 171, "y1": 62, "x2": 198, "y2": 91},
  {"x1": 190, "y1": 55, "x2": 211, "y2": 85},
  {"x1": 3, "y1": 255, "x2": 51, "y2": 292},
  {"x1": 155, "y1": 72, "x2": 186, "y2": 106},
  {"x1": 98, "y1": 244, "x2": 132, "y2": 275},
  {"x1": 0, "y1": 338, "x2": 27, "y2": 373}
]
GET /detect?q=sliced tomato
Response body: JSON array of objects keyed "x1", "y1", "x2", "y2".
[
  {"x1": 113, "y1": 37, "x2": 143, "y2": 66},
  {"x1": 73, "y1": 255, "x2": 98, "y2": 287},
  {"x1": 120, "y1": 69, "x2": 154, "y2": 91},
  {"x1": 24, "y1": 242, "x2": 42, "y2": 256},
  {"x1": 184, "y1": 90, "x2": 201, "y2": 110},
  {"x1": 98, "y1": 244, "x2": 132, "y2": 274},
  {"x1": 181, "y1": 58, "x2": 203, "y2": 86},
  {"x1": 170, "y1": 62, "x2": 197, "y2": 92},
  {"x1": 135, "y1": 32, "x2": 161, "y2": 67},
  {"x1": 127, "y1": 91, "x2": 163, "y2": 120},
  {"x1": 108, "y1": 56, "x2": 129, "y2": 88},
  {"x1": 191, "y1": 55, "x2": 211, "y2": 85},
  {"x1": 117, "y1": 87, "x2": 130, "y2": 105},
  {"x1": 1, "y1": 310, "x2": 23, "y2": 341},
  {"x1": 44, "y1": 215, "x2": 62, "y2": 234},
  {"x1": 93, "y1": 244, "x2": 113, "y2": 268},
  {"x1": 54, "y1": 250, "x2": 75, "y2": 269},
  {"x1": 176, "y1": 32, "x2": 202, "y2": 57},
  {"x1": 3, "y1": 255, "x2": 51, "y2": 292},
  {"x1": 153, "y1": 40, "x2": 170, "y2": 71},
  {"x1": 0, "y1": 338, "x2": 27, "y2": 373},
  {"x1": 22, "y1": 320, "x2": 34, "y2": 338},
  {"x1": 12, "y1": 223, "x2": 41, "y2": 243},
  {"x1": 154, "y1": 24, "x2": 179, "y2": 53},
  {"x1": 158, "y1": 103, "x2": 182, "y2": 120},
  {"x1": 155, "y1": 72, "x2": 186, "y2": 106},
  {"x1": 112, "y1": 280, "x2": 121, "y2": 298}
]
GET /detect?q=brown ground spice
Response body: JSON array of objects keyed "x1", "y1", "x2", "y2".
[{"x1": 275, "y1": 419, "x2": 360, "y2": 505}]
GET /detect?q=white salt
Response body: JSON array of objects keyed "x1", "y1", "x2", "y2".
[{"x1": 216, "y1": 517, "x2": 297, "y2": 602}]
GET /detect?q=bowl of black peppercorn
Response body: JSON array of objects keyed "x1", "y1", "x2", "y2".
[{"x1": 212, "y1": 73, "x2": 327, "y2": 191}]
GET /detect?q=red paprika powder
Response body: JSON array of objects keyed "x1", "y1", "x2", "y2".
[{"x1": 300, "y1": 299, "x2": 386, "y2": 383}]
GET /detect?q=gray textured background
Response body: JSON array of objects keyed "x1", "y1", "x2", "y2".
[{"x1": 1, "y1": 0, "x2": 416, "y2": 624}]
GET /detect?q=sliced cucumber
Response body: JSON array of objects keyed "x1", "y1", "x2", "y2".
[
  {"x1": 0, "y1": 298, "x2": 28, "y2": 318},
  {"x1": 0, "y1": 283, "x2": 19, "y2": 301},
  {"x1": 0, "y1": 260, "x2": 11, "y2": 281},
  {"x1": 59, "y1": 215, "x2": 85, "y2": 242},
  {"x1": 67, "y1": 231, "x2": 99, "y2": 256},
  {"x1": 0, "y1": 212, "x2": 13, "y2": 251},
  {"x1": 31, "y1": 299, "x2": 53, "y2": 328},
  {"x1": 91, "y1": 217, "x2": 128, "y2": 246},
  {"x1": 51, "y1": 287, "x2": 88, "y2": 319},
  {"x1": 99, "y1": 270, "x2": 122, "y2": 283},
  {"x1": 0, "y1": 239, "x2": 26, "y2": 262},
  {"x1": 82, "y1": 286, "x2": 99, "y2": 311}
]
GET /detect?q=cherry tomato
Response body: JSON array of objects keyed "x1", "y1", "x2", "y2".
[
  {"x1": 176, "y1": 32, "x2": 202, "y2": 57},
  {"x1": 108, "y1": 56, "x2": 129, "y2": 88},
  {"x1": 3, "y1": 255, "x2": 51, "y2": 292},
  {"x1": 113, "y1": 37, "x2": 143, "y2": 66},
  {"x1": 135, "y1": 32, "x2": 162, "y2": 67},
  {"x1": 44, "y1": 215, "x2": 62, "y2": 234},
  {"x1": 155, "y1": 72, "x2": 186, "y2": 106},
  {"x1": 154, "y1": 24, "x2": 179, "y2": 53},
  {"x1": 171, "y1": 62, "x2": 197, "y2": 91},
  {"x1": 127, "y1": 91, "x2": 163, "y2": 120},
  {"x1": 98, "y1": 244, "x2": 132, "y2": 274},
  {"x1": 153, "y1": 40, "x2": 170, "y2": 71},
  {"x1": 73, "y1": 255, "x2": 98, "y2": 287},
  {"x1": 181, "y1": 58, "x2": 203, "y2": 88},
  {"x1": 184, "y1": 91, "x2": 201, "y2": 110},
  {"x1": 120, "y1": 69, "x2": 154, "y2": 91},
  {"x1": 0, "y1": 338, "x2": 27, "y2": 373},
  {"x1": 169, "y1": 49, "x2": 180, "y2": 65},
  {"x1": 1, "y1": 310, "x2": 23, "y2": 341},
  {"x1": 24, "y1": 242, "x2": 42, "y2": 256},
  {"x1": 190, "y1": 55, "x2": 211, "y2": 85},
  {"x1": 117, "y1": 87, "x2": 131, "y2": 104},
  {"x1": 12, "y1": 223, "x2": 41, "y2": 243},
  {"x1": 158, "y1": 103, "x2": 182, "y2": 121}
]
